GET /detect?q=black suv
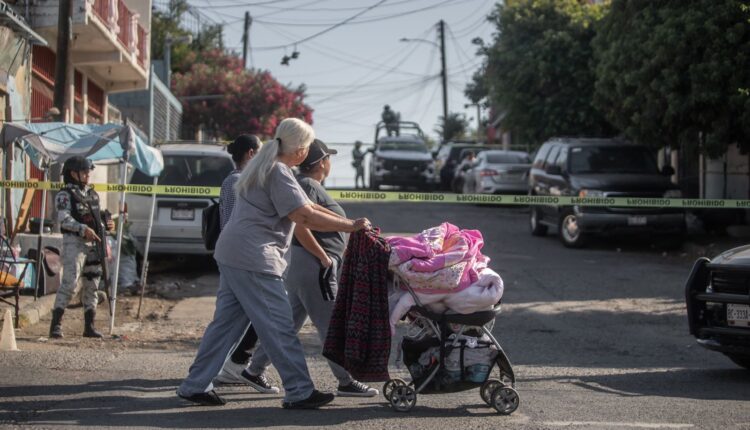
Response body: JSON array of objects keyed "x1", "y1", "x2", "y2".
[
  {"x1": 686, "y1": 245, "x2": 750, "y2": 369},
  {"x1": 527, "y1": 138, "x2": 685, "y2": 248},
  {"x1": 435, "y1": 141, "x2": 481, "y2": 190}
]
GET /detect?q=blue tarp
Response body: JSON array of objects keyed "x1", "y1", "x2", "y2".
[{"x1": 0, "y1": 122, "x2": 163, "y2": 176}]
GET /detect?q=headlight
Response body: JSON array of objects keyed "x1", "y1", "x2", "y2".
[
  {"x1": 579, "y1": 189, "x2": 605, "y2": 198},
  {"x1": 664, "y1": 189, "x2": 682, "y2": 198}
]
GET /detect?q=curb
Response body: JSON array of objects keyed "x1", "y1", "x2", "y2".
[{"x1": 16, "y1": 295, "x2": 56, "y2": 328}]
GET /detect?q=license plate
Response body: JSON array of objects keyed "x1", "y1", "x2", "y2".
[
  {"x1": 727, "y1": 304, "x2": 750, "y2": 327},
  {"x1": 171, "y1": 208, "x2": 195, "y2": 220},
  {"x1": 627, "y1": 216, "x2": 647, "y2": 226}
]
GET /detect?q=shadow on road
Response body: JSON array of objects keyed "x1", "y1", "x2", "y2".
[
  {"x1": 567, "y1": 367, "x2": 750, "y2": 401},
  {"x1": 0, "y1": 379, "x2": 507, "y2": 428}
]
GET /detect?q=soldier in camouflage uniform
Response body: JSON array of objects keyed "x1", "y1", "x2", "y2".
[{"x1": 49, "y1": 156, "x2": 114, "y2": 339}]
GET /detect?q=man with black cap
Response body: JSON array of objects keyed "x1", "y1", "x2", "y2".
[
  {"x1": 244, "y1": 139, "x2": 378, "y2": 398},
  {"x1": 49, "y1": 156, "x2": 114, "y2": 339}
]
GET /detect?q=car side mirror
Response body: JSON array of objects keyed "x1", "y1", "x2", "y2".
[
  {"x1": 545, "y1": 165, "x2": 563, "y2": 175},
  {"x1": 661, "y1": 165, "x2": 675, "y2": 176}
]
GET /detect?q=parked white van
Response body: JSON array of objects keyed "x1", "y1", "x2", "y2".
[{"x1": 127, "y1": 143, "x2": 234, "y2": 255}]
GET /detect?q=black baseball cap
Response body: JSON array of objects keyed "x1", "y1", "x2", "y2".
[{"x1": 300, "y1": 139, "x2": 337, "y2": 168}]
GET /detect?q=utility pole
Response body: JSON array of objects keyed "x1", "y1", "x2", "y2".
[
  {"x1": 53, "y1": 0, "x2": 71, "y2": 121},
  {"x1": 438, "y1": 20, "x2": 448, "y2": 142},
  {"x1": 242, "y1": 11, "x2": 252, "y2": 68}
]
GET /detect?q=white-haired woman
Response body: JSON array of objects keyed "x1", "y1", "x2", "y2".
[{"x1": 177, "y1": 118, "x2": 371, "y2": 409}]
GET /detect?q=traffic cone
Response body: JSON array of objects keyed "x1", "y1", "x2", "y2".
[{"x1": 0, "y1": 309, "x2": 18, "y2": 351}]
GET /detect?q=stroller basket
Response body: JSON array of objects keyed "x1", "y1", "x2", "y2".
[
  {"x1": 384, "y1": 274, "x2": 519, "y2": 414},
  {"x1": 404, "y1": 335, "x2": 499, "y2": 394}
]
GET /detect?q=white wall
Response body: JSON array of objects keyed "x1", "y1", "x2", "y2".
[{"x1": 705, "y1": 144, "x2": 749, "y2": 199}]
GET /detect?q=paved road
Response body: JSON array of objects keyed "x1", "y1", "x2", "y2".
[{"x1": 1, "y1": 202, "x2": 749, "y2": 429}]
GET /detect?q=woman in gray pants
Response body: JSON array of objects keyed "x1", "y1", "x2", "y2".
[
  {"x1": 246, "y1": 139, "x2": 378, "y2": 397},
  {"x1": 176, "y1": 119, "x2": 371, "y2": 409}
]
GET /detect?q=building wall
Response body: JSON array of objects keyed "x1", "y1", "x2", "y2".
[
  {"x1": 0, "y1": 26, "x2": 31, "y2": 124},
  {"x1": 705, "y1": 144, "x2": 750, "y2": 200}
]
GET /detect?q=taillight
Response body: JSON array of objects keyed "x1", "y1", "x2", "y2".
[{"x1": 480, "y1": 169, "x2": 498, "y2": 177}]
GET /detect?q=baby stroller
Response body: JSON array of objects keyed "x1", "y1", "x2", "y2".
[{"x1": 384, "y1": 276, "x2": 519, "y2": 414}]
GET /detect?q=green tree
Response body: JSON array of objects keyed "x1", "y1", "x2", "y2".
[
  {"x1": 483, "y1": 0, "x2": 615, "y2": 146},
  {"x1": 150, "y1": 0, "x2": 224, "y2": 83},
  {"x1": 435, "y1": 113, "x2": 469, "y2": 142},
  {"x1": 593, "y1": 0, "x2": 750, "y2": 156}
]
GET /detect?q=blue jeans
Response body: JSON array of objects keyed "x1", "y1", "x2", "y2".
[{"x1": 178, "y1": 264, "x2": 314, "y2": 403}]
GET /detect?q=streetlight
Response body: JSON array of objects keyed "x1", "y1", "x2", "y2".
[
  {"x1": 400, "y1": 20, "x2": 448, "y2": 141},
  {"x1": 164, "y1": 34, "x2": 192, "y2": 88}
]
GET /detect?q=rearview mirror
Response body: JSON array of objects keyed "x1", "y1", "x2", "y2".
[{"x1": 661, "y1": 165, "x2": 675, "y2": 176}]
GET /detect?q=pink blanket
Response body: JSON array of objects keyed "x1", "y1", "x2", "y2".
[{"x1": 386, "y1": 223, "x2": 488, "y2": 293}]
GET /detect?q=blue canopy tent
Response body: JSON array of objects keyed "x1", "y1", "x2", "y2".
[{"x1": 1, "y1": 122, "x2": 164, "y2": 333}]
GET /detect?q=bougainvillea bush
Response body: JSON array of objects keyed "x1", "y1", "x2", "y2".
[{"x1": 173, "y1": 49, "x2": 313, "y2": 139}]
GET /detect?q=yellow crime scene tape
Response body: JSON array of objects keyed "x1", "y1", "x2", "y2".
[{"x1": 1, "y1": 180, "x2": 748, "y2": 209}]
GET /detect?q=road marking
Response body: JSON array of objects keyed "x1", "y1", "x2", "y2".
[{"x1": 543, "y1": 421, "x2": 693, "y2": 429}]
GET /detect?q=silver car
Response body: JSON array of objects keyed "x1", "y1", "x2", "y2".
[
  {"x1": 461, "y1": 150, "x2": 531, "y2": 195},
  {"x1": 126, "y1": 143, "x2": 234, "y2": 255}
]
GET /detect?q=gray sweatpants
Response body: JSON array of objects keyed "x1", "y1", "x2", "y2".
[
  {"x1": 249, "y1": 246, "x2": 353, "y2": 386},
  {"x1": 178, "y1": 264, "x2": 314, "y2": 403},
  {"x1": 54, "y1": 235, "x2": 102, "y2": 311}
]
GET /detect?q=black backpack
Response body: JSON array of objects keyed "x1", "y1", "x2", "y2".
[{"x1": 201, "y1": 200, "x2": 221, "y2": 251}]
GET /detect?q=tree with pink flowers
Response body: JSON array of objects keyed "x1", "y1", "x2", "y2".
[{"x1": 172, "y1": 49, "x2": 313, "y2": 139}]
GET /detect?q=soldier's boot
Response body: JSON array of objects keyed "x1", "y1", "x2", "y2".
[
  {"x1": 83, "y1": 309, "x2": 103, "y2": 338},
  {"x1": 49, "y1": 308, "x2": 65, "y2": 339}
]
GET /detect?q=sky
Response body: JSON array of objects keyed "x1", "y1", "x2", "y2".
[{"x1": 180, "y1": 0, "x2": 498, "y2": 145}]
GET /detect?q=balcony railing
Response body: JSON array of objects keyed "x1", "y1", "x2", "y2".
[
  {"x1": 117, "y1": 0, "x2": 132, "y2": 49},
  {"x1": 89, "y1": 0, "x2": 148, "y2": 68},
  {"x1": 137, "y1": 25, "x2": 147, "y2": 68},
  {"x1": 92, "y1": 0, "x2": 111, "y2": 24}
]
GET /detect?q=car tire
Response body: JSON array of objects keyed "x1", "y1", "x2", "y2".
[
  {"x1": 530, "y1": 207, "x2": 548, "y2": 236},
  {"x1": 558, "y1": 209, "x2": 587, "y2": 248},
  {"x1": 727, "y1": 354, "x2": 750, "y2": 370}
]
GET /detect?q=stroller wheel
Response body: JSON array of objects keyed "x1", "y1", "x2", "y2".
[
  {"x1": 390, "y1": 385, "x2": 417, "y2": 412},
  {"x1": 382, "y1": 378, "x2": 407, "y2": 401},
  {"x1": 491, "y1": 386, "x2": 520, "y2": 415},
  {"x1": 481, "y1": 379, "x2": 503, "y2": 405}
]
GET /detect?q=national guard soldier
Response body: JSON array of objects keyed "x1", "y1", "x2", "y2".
[{"x1": 49, "y1": 156, "x2": 114, "y2": 339}]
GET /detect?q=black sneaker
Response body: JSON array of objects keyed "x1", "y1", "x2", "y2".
[
  {"x1": 282, "y1": 390, "x2": 335, "y2": 409},
  {"x1": 177, "y1": 389, "x2": 226, "y2": 406},
  {"x1": 241, "y1": 370, "x2": 280, "y2": 394},
  {"x1": 336, "y1": 380, "x2": 379, "y2": 397}
]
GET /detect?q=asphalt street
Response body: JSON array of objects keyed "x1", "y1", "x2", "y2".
[{"x1": 1, "y1": 202, "x2": 749, "y2": 430}]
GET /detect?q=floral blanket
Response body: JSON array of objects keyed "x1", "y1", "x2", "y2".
[{"x1": 386, "y1": 223, "x2": 488, "y2": 293}]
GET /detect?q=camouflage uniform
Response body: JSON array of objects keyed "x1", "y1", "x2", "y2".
[
  {"x1": 49, "y1": 158, "x2": 108, "y2": 339},
  {"x1": 54, "y1": 183, "x2": 104, "y2": 311}
]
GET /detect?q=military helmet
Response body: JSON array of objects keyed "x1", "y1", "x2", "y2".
[{"x1": 62, "y1": 156, "x2": 94, "y2": 174}]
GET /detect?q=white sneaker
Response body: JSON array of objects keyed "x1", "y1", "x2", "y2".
[{"x1": 214, "y1": 360, "x2": 247, "y2": 385}]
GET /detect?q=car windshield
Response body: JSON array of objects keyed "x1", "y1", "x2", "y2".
[
  {"x1": 130, "y1": 154, "x2": 234, "y2": 187},
  {"x1": 378, "y1": 142, "x2": 428, "y2": 152},
  {"x1": 569, "y1": 146, "x2": 659, "y2": 174},
  {"x1": 486, "y1": 153, "x2": 530, "y2": 164}
]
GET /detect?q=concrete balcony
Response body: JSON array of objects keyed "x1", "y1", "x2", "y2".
[{"x1": 30, "y1": 0, "x2": 150, "y2": 93}]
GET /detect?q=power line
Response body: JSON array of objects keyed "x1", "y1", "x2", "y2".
[
  {"x1": 251, "y1": 0, "x2": 465, "y2": 27},
  {"x1": 312, "y1": 41, "x2": 427, "y2": 104},
  {"x1": 248, "y1": 0, "x2": 388, "y2": 51},
  {"x1": 255, "y1": 20, "x2": 429, "y2": 77}
]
